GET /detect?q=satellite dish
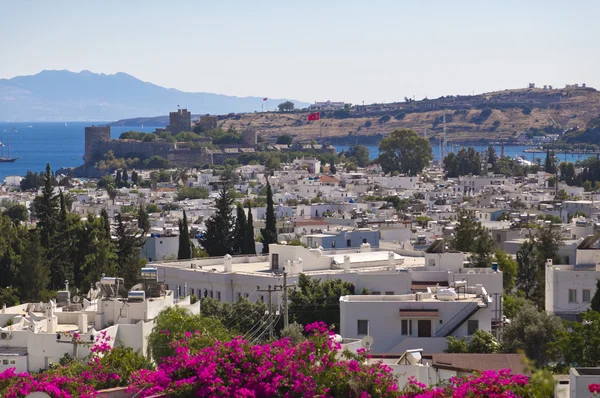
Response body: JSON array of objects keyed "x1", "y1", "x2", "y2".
[
  {"x1": 361, "y1": 335, "x2": 374, "y2": 350},
  {"x1": 72, "y1": 296, "x2": 81, "y2": 303},
  {"x1": 25, "y1": 393, "x2": 51, "y2": 398}
]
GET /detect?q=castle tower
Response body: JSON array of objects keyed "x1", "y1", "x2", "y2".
[
  {"x1": 84, "y1": 125, "x2": 111, "y2": 164},
  {"x1": 168, "y1": 108, "x2": 192, "y2": 135},
  {"x1": 241, "y1": 129, "x2": 257, "y2": 146}
]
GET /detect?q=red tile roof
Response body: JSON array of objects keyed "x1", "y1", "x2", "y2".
[{"x1": 319, "y1": 175, "x2": 340, "y2": 184}]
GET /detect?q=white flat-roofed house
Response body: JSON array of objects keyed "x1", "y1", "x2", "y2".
[
  {"x1": 339, "y1": 284, "x2": 493, "y2": 353},
  {"x1": 545, "y1": 234, "x2": 600, "y2": 320},
  {"x1": 0, "y1": 270, "x2": 198, "y2": 372},
  {"x1": 152, "y1": 243, "x2": 503, "y2": 309}
]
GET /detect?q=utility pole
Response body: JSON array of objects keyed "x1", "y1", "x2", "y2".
[
  {"x1": 257, "y1": 284, "x2": 275, "y2": 340},
  {"x1": 257, "y1": 267, "x2": 296, "y2": 337}
]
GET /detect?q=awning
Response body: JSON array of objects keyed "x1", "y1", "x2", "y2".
[{"x1": 399, "y1": 309, "x2": 439, "y2": 318}]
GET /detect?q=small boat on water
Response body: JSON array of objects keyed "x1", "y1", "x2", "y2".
[{"x1": 0, "y1": 140, "x2": 19, "y2": 163}]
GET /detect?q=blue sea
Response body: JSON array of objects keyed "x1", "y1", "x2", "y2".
[
  {"x1": 0, "y1": 122, "x2": 164, "y2": 180},
  {"x1": 0, "y1": 121, "x2": 590, "y2": 181}
]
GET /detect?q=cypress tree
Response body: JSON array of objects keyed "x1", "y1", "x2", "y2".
[
  {"x1": 330, "y1": 161, "x2": 337, "y2": 174},
  {"x1": 261, "y1": 180, "x2": 277, "y2": 253},
  {"x1": 233, "y1": 204, "x2": 247, "y2": 255},
  {"x1": 131, "y1": 170, "x2": 139, "y2": 185},
  {"x1": 59, "y1": 189, "x2": 67, "y2": 222},
  {"x1": 122, "y1": 168, "x2": 129, "y2": 184},
  {"x1": 138, "y1": 205, "x2": 150, "y2": 234},
  {"x1": 178, "y1": 210, "x2": 192, "y2": 259},
  {"x1": 200, "y1": 183, "x2": 234, "y2": 256},
  {"x1": 115, "y1": 213, "x2": 145, "y2": 286},
  {"x1": 115, "y1": 170, "x2": 122, "y2": 187},
  {"x1": 244, "y1": 205, "x2": 256, "y2": 255},
  {"x1": 33, "y1": 163, "x2": 59, "y2": 249},
  {"x1": 100, "y1": 208, "x2": 111, "y2": 238}
]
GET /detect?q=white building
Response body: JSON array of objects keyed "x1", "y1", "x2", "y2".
[
  {"x1": 339, "y1": 283, "x2": 493, "y2": 353},
  {"x1": 151, "y1": 243, "x2": 503, "y2": 307},
  {"x1": 0, "y1": 269, "x2": 198, "y2": 372},
  {"x1": 545, "y1": 235, "x2": 600, "y2": 319}
]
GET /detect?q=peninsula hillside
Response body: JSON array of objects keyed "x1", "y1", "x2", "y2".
[
  {"x1": 113, "y1": 84, "x2": 600, "y2": 144},
  {"x1": 0, "y1": 70, "x2": 309, "y2": 121}
]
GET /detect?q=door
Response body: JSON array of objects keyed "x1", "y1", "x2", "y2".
[{"x1": 418, "y1": 320, "x2": 432, "y2": 337}]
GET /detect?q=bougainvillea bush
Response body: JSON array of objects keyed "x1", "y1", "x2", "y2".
[{"x1": 0, "y1": 322, "x2": 550, "y2": 397}]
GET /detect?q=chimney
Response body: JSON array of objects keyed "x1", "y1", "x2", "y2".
[
  {"x1": 343, "y1": 255, "x2": 351, "y2": 272},
  {"x1": 388, "y1": 252, "x2": 395, "y2": 267},
  {"x1": 545, "y1": 259, "x2": 553, "y2": 267},
  {"x1": 295, "y1": 258, "x2": 304, "y2": 274},
  {"x1": 78, "y1": 313, "x2": 88, "y2": 334},
  {"x1": 224, "y1": 254, "x2": 233, "y2": 272}
]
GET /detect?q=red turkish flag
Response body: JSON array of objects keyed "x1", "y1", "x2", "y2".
[{"x1": 307, "y1": 112, "x2": 320, "y2": 121}]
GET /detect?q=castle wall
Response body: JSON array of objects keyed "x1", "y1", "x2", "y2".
[
  {"x1": 84, "y1": 125, "x2": 111, "y2": 164},
  {"x1": 95, "y1": 140, "x2": 174, "y2": 162}
]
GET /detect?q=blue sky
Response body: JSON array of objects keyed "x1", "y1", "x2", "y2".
[{"x1": 0, "y1": 0, "x2": 597, "y2": 104}]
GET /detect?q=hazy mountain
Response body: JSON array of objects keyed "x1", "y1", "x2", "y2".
[{"x1": 0, "y1": 70, "x2": 310, "y2": 122}]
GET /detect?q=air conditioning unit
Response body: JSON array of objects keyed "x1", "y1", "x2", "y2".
[{"x1": 0, "y1": 331, "x2": 11, "y2": 340}]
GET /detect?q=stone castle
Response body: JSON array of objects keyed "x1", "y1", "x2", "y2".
[{"x1": 84, "y1": 109, "x2": 259, "y2": 168}]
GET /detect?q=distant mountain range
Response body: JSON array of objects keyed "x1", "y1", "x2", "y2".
[{"x1": 0, "y1": 70, "x2": 310, "y2": 122}]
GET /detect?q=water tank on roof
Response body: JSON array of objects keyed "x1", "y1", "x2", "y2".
[
  {"x1": 436, "y1": 288, "x2": 458, "y2": 301},
  {"x1": 491, "y1": 262, "x2": 499, "y2": 272}
]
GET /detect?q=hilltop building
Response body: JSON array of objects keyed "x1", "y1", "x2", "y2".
[{"x1": 168, "y1": 108, "x2": 191, "y2": 134}]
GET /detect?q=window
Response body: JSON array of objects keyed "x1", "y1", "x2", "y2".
[
  {"x1": 244, "y1": 293, "x2": 249, "y2": 298},
  {"x1": 217, "y1": 291, "x2": 221, "y2": 301},
  {"x1": 210, "y1": 290, "x2": 214, "y2": 298},
  {"x1": 9, "y1": 360, "x2": 14, "y2": 364},
  {"x1": 362, "y1": 238, "x2": 367, "y2": 244},
  {"x1": 569, "y1": 289, "x2": 577, "y2": 303},
  {"x1": 237, "y1": 292, "x2": 241, "y2": 301},
  {"x1": 372, "y1": 291, "x2": 381, "y2": 295},
  {"x1": 190, "y1": 288, "x2": 195, "y2": 296},
  {"x1": 357, "y1": 320, "x2": 369, "y2": 335},
  {"x1": 385, "y1": 291, "x2": 394, "y2": 295},
  {"x1": 347, "y1": 239, "x2": 351, "y2": 247},
  {"x1": 160, "y1": 240, "x2": 163, "y2": 244},
  {"x1": 583, "y1": 289, "x2": 591, "y2": 303},
  {"x1": 401, "y1": 319, "x2": 412, "y2": 335},
  {"x1": 467, "y1": 320, "x2": 478, "y2": 335},
  {"x1": 2, "y1": 360, "x2": 7, "y2": 365}
]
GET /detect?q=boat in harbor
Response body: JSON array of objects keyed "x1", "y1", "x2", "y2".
[{"x1": 0, "y1": 140, "x2": 19, "y2": 163}]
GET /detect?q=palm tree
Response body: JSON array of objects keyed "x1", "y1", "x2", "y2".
[{"x1": 106, "y1": 184, "x2": 117, "y2": 205}]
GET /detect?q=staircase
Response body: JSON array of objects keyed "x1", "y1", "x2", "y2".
[{"x1": 435, "y1": 300, "x2": 482, "y2": 337}]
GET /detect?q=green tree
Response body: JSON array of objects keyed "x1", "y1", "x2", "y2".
[
  {"x1": 200, "y1": 297, "x2": 269, "y2": 337},
  {"x1": 552, "y1": 310, "x2": 600, "y2": 368},
  {"x1": 591, "y1": 280, "x2": 600, "y2": 312},
  {"x1": 233, "y1": 204, "x2": 247, "y2": 255},
  {"x1": 20, "y1": 170, "x2": 42, "y2": 191},
  {"x1": 516, "y1": 239, "x2": 539, "y2": 301},
  {"x1": 330, "y1": 160, "x2": 337, "y2": 174},
  {"x1": 131, "y1": 170, "x2": 139, "y2": 185},
  {"x1": 178, "y1": 210, "x2": 192, "y2": 260},
  {"x1": 452, "y1": 209, "x2": 494, "y2": 267},
  {"x1": 148, "y1": 307, "x2": 233, "y2": 361},
  {"x1": 106, "y1": 184, "x2": 118, "y2": 205},
  {"x1": 346, "y1": 144, "x2": 370, "y2": 168},
  {"x1": 378, "y1": 129, "x2": 433, "y2": 176},
  {"x1": 200, "y1": 183, "x2": 235, "y2": 256},
  {"x1": 443, "y1": 147, "x2": 483, "y2": 178},
  {"x1": 18, "y1": 230, "x2": 50, "y2": 302},
  {"x1": 544, "y1": 149, "x2": 557, "y2": 174},
  {"x1": 289, "y1": 274, "x2": 355, "y2": 332},
  {"x1": 494, "y1": 250, "x2": 518, "y2": 292},
  {"x1": 261, "y1": 180, "x2": 277, "y2": 254},
  {"x1": 446, "y1": 330, "x2": 500, "y2": 354},
  {"x1": 32, "y1": 163, "x2": 59, "y2": 249},
  {"x1": 487, "y1": 145, "x2": 497, "y2": 167},
  {"x1": 3, "y1": 203, "x2": 29, "y2": 225},
  {"x1": 503, "y1": 300, "x2": 563, "y2": 365},
  {"x1": 244, "y1": 206, "x2": 256, "y2": 255},
  {"x1": 137, "y1": 205, "x2": 150, "y2": 234},
  {"x1": 115, "y1": 213, "x2": 145, "y2": 287},
  {"x1": 100, "y1": 208, "x2": 111, "y2": 238},
  {"x1": 277, "y1": 101, "x2": 295, "y2": 112},
  {"x1": 276, "y1": 135, "x2": 293, "y2": 145}
]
